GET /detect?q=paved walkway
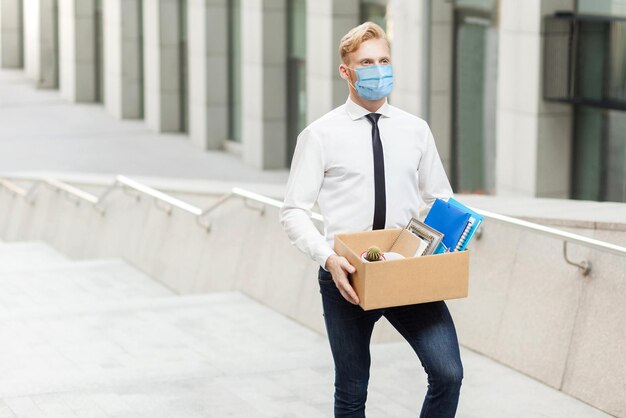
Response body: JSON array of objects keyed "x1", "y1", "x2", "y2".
[
  {"x1": 0, "y1": 70, "x2": 289, "y2": 185},
  {"x1": 0, "y1": 240, "x2": 613, "y2": 417}
]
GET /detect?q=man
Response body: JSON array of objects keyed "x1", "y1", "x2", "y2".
[{"x1": 279, "y1": 22, "x2": 463, "y2": 417}]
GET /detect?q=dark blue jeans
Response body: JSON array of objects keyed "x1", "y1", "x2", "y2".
[{"x1": 318, "y1": 267, "x2": 463, "y2": 417}]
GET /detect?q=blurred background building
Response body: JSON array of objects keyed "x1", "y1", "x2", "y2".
[
  {"x1": 1, "y1": 1, "x2": 626, "y2": 417},
  {"x1": 0, "y1": 0, "x2": 624, "y2": 201}
]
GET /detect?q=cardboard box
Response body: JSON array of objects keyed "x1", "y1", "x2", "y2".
[{"x1": 334, "y1": 228, "x2": 469, "y2": 310}]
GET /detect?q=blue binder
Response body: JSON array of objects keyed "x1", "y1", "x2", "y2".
[
  {"x1": 447, "y1": 197, "x2": 484, "y2": 251},
  {"x1": 424, "y1": 198, "x2": 471, "y2": 252}
]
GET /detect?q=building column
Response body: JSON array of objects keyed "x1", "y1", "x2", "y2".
[
  {"x1": 0, "y1": 0, "x2": 23, "y2": 68},
  {"x1": 143, "y1": 0, "x2": 182, "y2": 132},
  {"x1": 388, "y1": 0, "x2": 425, "y2": 117},
  {"x1": 24, "y1": 0, "x2": 58, "y2": 88},
  {"x1": 58, "y1": 0, "x2": 96, "y2": 102},
  {"x1": 22, "y1": 0, "x2": 40, "y2": 79},
  {"x1": 428, "y1": 1, "x2": 454, "y2": 176},
  {"x1": 241, "y1": 0, "x2": 287, "y2": 169},
  {"x1": 103, "y1": 0, "x2": 142, "y2": 119},
  {"x1": 388, "y1": 1, "x2": 454, "y2": 174},
  {"x1": 306, "y1": 0, "x2": 358, "y2": 123},
  {"x1": 495, "y1": 0, "x2": 575, "y2": 198},
  {"x1": 187, "y1": 0, "x2": 228, "y2": 150}
]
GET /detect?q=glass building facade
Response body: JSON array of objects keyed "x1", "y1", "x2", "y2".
[
  {"x1": 570, "y1": 2, "x2": 626, "y2": 201},
  {"x1": 286, "y1": 0, "x2": 307, "y2": 165},
  {"x1": 360, "y1": 0, "x2": 388, "y2": 30},
  {"x1": 8, "y1": 0, "x2": 625, "y2": 202}
]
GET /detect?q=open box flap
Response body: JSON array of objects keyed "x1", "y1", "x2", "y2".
[{"x1": 389, "y1": 229, "x2": 422, "y2": 257}]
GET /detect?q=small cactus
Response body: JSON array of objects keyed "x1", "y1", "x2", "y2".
[{"x1": 365, "y1": 246, "x2": 382, "y2": 262}]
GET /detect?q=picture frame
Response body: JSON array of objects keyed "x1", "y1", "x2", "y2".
[{"x1": 405, "y1": 218, "x2": 445, "y2": 256}]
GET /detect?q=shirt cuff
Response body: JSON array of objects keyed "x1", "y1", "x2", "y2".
[{"x1": 315, "y1": 246, "x2": 337, "y2": 272}]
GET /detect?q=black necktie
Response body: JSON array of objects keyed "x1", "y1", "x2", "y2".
[{"x1": 365, "y1": 113, "x2": 386, "y2": 230}]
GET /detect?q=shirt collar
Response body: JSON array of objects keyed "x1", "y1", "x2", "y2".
[{"x1": 345, "y1": 96, "x2": 392, "y2": 121}]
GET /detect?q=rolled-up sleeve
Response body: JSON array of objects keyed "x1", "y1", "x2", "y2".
[
  {"x1": 418, "y1": 123, "x2": 454, "y2": 210},
  {"x1": 279, "y1": 128, "x2": 336, "y2": 271}
]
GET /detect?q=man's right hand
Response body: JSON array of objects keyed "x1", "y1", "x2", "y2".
[{"x1": 325, "y1": 255, "x2": 359, "y2": 305}]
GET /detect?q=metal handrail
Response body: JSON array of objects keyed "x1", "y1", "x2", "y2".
[
  {"x1": 0, "y1": 175, "x2": 299, "y2": 232},
  {"x1": 2, "y1": 175, "x2": 625, "y2": 275},
  {"x1": 115, "y1": 175, "x2": 203, "y2": 215},
  {"x1": 232, "y1": 187, "x2": 324, "y2": 222},
  {"x1": 44, "y1": 178, "x2": 99, "y2": 205},
  {"x1": 0, "y1": 179, "x2": 28, "y2": 197},
  {"x1": 471, "y1": 207, "x2": 626, "y2": 258}
]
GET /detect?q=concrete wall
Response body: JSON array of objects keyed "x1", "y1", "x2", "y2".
[
  {"x1": 103, "y1": 0, "x2": 142, "y2": 119},
  {"x1": 0, "y1": 0, "x2": 23, "y2": 68},
  {"x1": 1, "y1": 179, "x2": 625, "y2": 416},
  {"x1": 448, "y1": 218, "x2": 626, "y2": 417}
]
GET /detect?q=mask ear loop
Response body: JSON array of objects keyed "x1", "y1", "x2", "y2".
[{"x1": 342, "y1": 65, "x2": 358, "y2": 92}]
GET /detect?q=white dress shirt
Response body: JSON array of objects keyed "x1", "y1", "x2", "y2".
[{"x1": 279, "y1": 96, "x2": 453, "y2": 271}]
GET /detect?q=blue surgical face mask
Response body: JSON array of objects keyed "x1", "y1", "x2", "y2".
[{"x1": 346, "y1": 64, "x2": 394, "y2": 100}]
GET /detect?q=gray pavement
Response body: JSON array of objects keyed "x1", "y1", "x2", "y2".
[
  {"x1": 0, "y1": 69, "x2": 289, "y2": 185},
  {"x1": 0, "y1": 240, "x2": 613, "y2": 417}
]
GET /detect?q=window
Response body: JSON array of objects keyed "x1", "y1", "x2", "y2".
[
  {"x1": 577, "y1": 0, "x2": 626, "y2": 17},
  {"x1": 452, "y1": 6, "x2": 498, "y2": 194},
  {"x1": 228, "y1": 0, "x2": 242, "y2": 143},
  {"x1": 137, "y1": 0, "x2": 144, "y2": 117},
  {"x1": 49, "y1": 0, "x2": 60, "y2": 88},
  {"x1": 544, "y1": 14, "x2": 626, "y2": 109},
  {"x1": 286, "y1": 0, "x2": 307, "y2": 165},
  {"x1": 453, "y1": 0, "x2": 495, "y2": 11},
  {"x1": 179, "y1": 0, "x2": 188, "y2": 132},
  {"x1": 544, "y1": 12, "x2": 626, "y2": 201},
  {"x1": 360, "y1": 0, "x2": 387, "y2": 29},
  {"x1": 95, "y1": 0, "x2": 104, "y2": 103},
  {"x1": 572, "y1": 108, "x2": 626, "y2": 202}
]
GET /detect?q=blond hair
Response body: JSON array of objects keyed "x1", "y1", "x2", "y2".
[{"x1": 338, "y1": 22, "x2": 389, "y2": 64}]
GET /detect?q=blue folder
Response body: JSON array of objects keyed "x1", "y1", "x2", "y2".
[
  {"x1": 424, "y1": 198, "x2": 471, "y2": 252},
  {"x1": 447, "y1": 197, "x2": 484, "y2": 251}
]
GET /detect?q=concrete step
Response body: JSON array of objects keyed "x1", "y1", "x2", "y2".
[
  {"x1": 0, "y1": 240, "x2": 69, "y2": 273},
  {"x1": 0, "y1": 258, "x2": 175, "y2": 312},
  {"x1": 0, "y1": 292, "x2": 327, "y2": 398},
  {"x1": 0, "y1": 291, "x2": 610, "y2": 417}
]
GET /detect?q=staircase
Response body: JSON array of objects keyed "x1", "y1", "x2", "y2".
[
  {"x1": 0, "y1": 242, "x2": 174, "y2": 311},
  {"x1": 0, "y1": 238, "x2": 334, "y2": 418},
  {"x1": 0, "y1": 239, "x2": 612, "y2": 417}
]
